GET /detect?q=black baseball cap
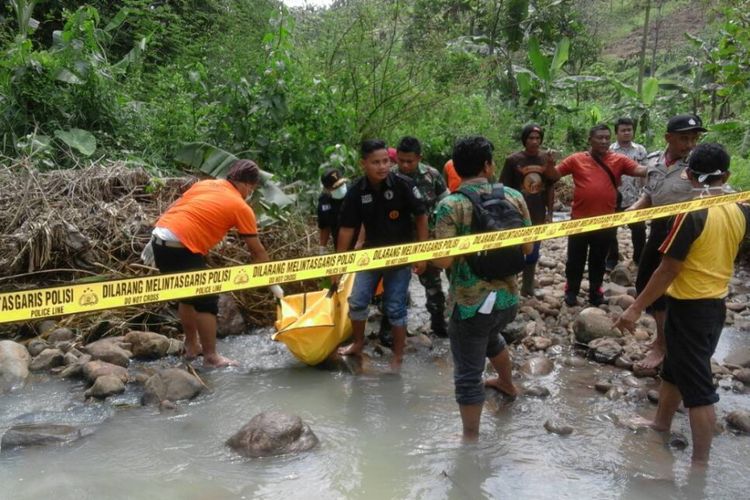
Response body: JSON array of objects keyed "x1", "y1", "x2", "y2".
[
  {"x1": 320, "y1": 168, "x2": 346, "y2": 189},
  {"x1": 667, "y1": 114, "x2": 707, "y2": 133}
]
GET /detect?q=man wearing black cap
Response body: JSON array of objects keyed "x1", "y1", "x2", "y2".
[
  {"x1": 317, "y1": 168, "x2": 349, "y2": 255},
  {"x1": 616, "y1": 143, "x2": 749, "y2": 466},
  {"x1": 627, "y1": 114, "x2": 706, "y2": 370}
]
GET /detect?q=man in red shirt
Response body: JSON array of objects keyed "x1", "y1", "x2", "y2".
[{"x1": 548, "y1": 124, "x2": 647, "y2": 306}]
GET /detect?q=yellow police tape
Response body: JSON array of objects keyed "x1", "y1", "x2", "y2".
[{"x1": 2, "y1": 191, "x2": 749, "y2": 324}]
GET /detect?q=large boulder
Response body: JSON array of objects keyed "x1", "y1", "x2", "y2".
[
  {"x1": 0, "y1": 340, "x2": 31, "y2": 393},
  {"x1": 84, "y1": 338, "x2": 132, "y2": 367},
  {"x1": 123, "y1": 330, "x2": 181, "y2": 359},
  {"x1": 217, "y1": 295, "x2": 247, "y2": 337},
  {"x1": 1, "y1": 424, "x2": 92, "y2": 451},
  {"x1": 226, "y1": 411, "x2": 319, "y2": 458},
  {"x1": 47, "y1": 327, "x2": 76, "y2": 343},
  {"x1": 141, "y1": 368, "x2": 203, "y2": 405},
  {"x1": 82, "y1": 360, "x2": 128, "y2": 384},
  {"x1": 574, "y1": 308, "x2": 620, "y2": 344}
]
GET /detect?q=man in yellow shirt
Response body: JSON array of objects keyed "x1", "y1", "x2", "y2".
[{"x1": 615, "y1": 143, "x2": 750, "y2": 466}]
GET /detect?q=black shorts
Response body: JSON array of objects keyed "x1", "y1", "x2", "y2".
[
  {"x1": 661, "y1": 296, "x2": 725, "y2": 408},
  {"x1": 636, "y1": 219, "x2": 670, "y2": 312},
  {"x1": 152, "y1": 240, "x2": 219, "y2": 315}
]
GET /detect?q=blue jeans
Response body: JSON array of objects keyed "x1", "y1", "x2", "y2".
[
  {"x1": 348, "y1": 266, "x2": 412, "y2": 327},
  {"x1": 448, "y1": 305, "x2": 518, "y2": 406},
  {"x1": 525, "y1": 241, "x2": 541, "y2": 264}
]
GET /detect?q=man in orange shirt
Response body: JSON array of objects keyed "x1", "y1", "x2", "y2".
[
  {"x1": 152, "y1": 160, "x2": 282, "y2": 367},
  {"x1": 547, "y1": 124, "x2": 647, "y2": 306}
]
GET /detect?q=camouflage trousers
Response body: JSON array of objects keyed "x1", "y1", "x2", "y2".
[{"x1": 418, "y1": 265, "x2": 447, "y2": 336}]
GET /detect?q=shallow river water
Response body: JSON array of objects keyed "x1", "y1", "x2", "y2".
[{"x1": 0, "y1": 323, "x2": 748, "y2": 500}]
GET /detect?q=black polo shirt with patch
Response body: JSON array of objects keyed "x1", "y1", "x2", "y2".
[
  {"x1": 317, "y1": 193, "x2": 343, "y2": 241},
  {"x1": 339, "y1": 172, "x2": 426, "y2": 248}
]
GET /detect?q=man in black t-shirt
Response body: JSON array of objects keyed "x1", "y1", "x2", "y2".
[
  {"x1": 500, "y1": 124, "x2": 558, "y2": 296},
  {"x1": 334, "y1": 139, "x2": 428, "y2": 372}
]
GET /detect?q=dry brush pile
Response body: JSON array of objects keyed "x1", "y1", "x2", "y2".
[{"x1": 0, "y1": 159, "x2": 318, "y2": 336}]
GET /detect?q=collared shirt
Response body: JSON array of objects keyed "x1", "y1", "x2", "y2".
[
  {"x1": 660, "y1": 203, "x2": 750, "y2": 299},
  {"x1": 392, "y1": 163, "x2": 449, "y2": 212},
  {"x1": 434, "y1": 178, "x2": 531, "y2": 320},
  {"x1": 555, "y1": 151, "x2": 640, "y2": 218},
  {"x1": 610, "y1": 141, "x2": 648, "y2": 207},
  {"x1": 339, "y1": 172, "x2": 426, "y2": 248},
  {"x1": 642, "y1": 151, "x2": 693, "y2": 206}
]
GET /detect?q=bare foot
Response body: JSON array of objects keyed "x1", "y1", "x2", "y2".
[
  {"x1": 338, "y1": 343, "x2": 363, "y2": 357},
  {"x1": 184, "y1": 343, "x2": 203, "y2": 360},
  {"x1": 636, "y1": 345, "x2": 665, "y2": 370},
  {"x1": 485, "y1": 377, "x2": 519, "y2": 399},
  {"x1": 203, "y1": 354, "x2": 238, "y2": 368},
  {"x1": 388, "y1": 356, "x2": 403, "y2": 374}
]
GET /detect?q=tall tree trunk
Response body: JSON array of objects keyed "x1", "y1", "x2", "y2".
[
  {"x1": 637, "y1": 0, "x2": 651, "y2": 96},
  {"x1": 649, "y1": 0, "x2": 664, "y2": 76}
]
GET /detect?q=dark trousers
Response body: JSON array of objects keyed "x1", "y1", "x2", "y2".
[
  {"x1": 566, "y1": 228, "x2": 616, "y2": 295},
  {"x1": 606, "y1": 222, "x2": 647, "y2": 268}
]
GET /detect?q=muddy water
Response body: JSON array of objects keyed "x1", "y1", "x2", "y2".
[{"x1": 0, "y1": 323, "x2": 748, "y2": 500}]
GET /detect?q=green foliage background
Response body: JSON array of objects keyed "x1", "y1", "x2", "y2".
[{"x1": 1, "y1": 0, "x2": 749, "y2": 189}]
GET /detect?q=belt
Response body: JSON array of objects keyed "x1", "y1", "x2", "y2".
[{"x1": 151, "y1": 235, "x2": 184, "y2": 248}]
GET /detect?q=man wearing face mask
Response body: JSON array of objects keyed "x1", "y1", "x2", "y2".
[
  {"x1": 317, "y1": 168, "x2": 349, "y2": 255},
  {"x1": 151, "y1": 159, "x2": 282, "y2": 368},
  {"x1": 628, "y1": 114, "x2": 706, "y2": 371}
]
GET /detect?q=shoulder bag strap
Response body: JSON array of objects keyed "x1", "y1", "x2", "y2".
[{"x1": 589, "y1": 153, "x2": 618, "y2": 190}]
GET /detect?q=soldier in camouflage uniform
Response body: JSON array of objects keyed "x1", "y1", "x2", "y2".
[{"x1": 392, "y1": 136, "x2": 450, "y2": 337}]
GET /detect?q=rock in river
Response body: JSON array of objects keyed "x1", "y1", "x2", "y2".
[
  {"x1": 726, "y1": 410, "x2": 750, "y2": 434},
  {"x1": 544, "y1": 419, "x2": 574, "y2": 436},
  {"x1": 574, "y1": 308, "x2": 620, "y2": 344},
  {"x1": 0, "y1": 340, "x2": 31, "y2": 393},
  {"x1": 29, "y1": 348, "x2": 64, "y2": 371},
  {"x1": 142, "y1": 368, "x2": 203, "y2": 405},
  {"x1": 226, "y1": 411, "x2": 319, "y2": 458},
  {"x1": 588, "y1": 338, "x2": 622, "y2": 364},
  {"x1": 520, "y1": 356, "x2": 554, "y2": 376},
  {"x1": 124, "y1": 330, "x2": 181, "y2": 359},
  {"x1": 85, "y1": 375, "x2": 126, "y2": 399},
  {"x1": 724, "y1": 347, "x2": 750, "y2": 369},
  {"x1": 82, "y1": 360, "x2": 128, "y2": 384},
  {"x1": 1, "y1": 424, "x2": 93, "y2": 451},
  {"x1": 84, "y1": 338, "x2": 132, "y2": 367}
]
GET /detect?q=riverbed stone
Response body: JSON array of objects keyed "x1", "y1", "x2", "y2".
[
  {"x1": 29, "y1": 348, "x2": 64, "y2": 371},
  {"x1": 595, "y1": 380, "x2": 613, "y2": 393},
  {"x1": 544, "y1": 419, "x2": 573, "y2": 435},
  {"x1": 588, "y1": 338, "x2": 622, "y2": 364},
  {"x1": 63, "y1": 352, "x2": 79, "y2": 366},
  {"x1": 26, "y1": 339, "x2": 50, "y2": 357},
  {"x1": 725, "y1": 410, "x2": 750, "y2": 433},
  {"x1": 123, "y1": 330, "x2": 177, "y2": 359},
  {"x1": 538, "y1": 257, "x2": 557, "y2": 269},
  {"x1": 523, "y1": 336, "x2": 552, "y2": 351},
  {"x1": 82, "y1": 360, "x2": 128, "y2": 384},
  {"x1": 47, "y1": 327, "x2": 75, "y2": 343},
  {"x1": 668, "y1": 432, "x2": 689, "y2": 449},
  {"x1": 520, "y1": 356, "x2": 554, "y2": 376},
  {"x1": 84, "y1": 338, "x2": 132, "y2": 367},
  {"x1": 724, "y1": 347, "x2": 750, "y2": 368},
  {"x1": 610, "y1": 294, "x2": 635, "y2": 310},
  {"x1": 85, "y1": 375, "x2": 126, "y2": 399},
  {"x1": 734, "y1": 368, "x2": 750, "y2": 385},
  {"x1": 141, "y1": 368, "x2": 203, "y2": 405},
  {"x1": 614, "y1": 355, "x2": 634, "y2": 370},
  {"x1": 560, "y1": 355, "x2": 586, "y2": 368},
  {"x1": 217, "y1": 295, "x2": 247, "y2": 337},
  {"x1": 609, "y1": 264, "x2": 633, "y2": 286},
  {"x1": 1, "y1": 423, "x2": 91, "y2": 450},
  {"x1": 574, "y1": 308, "x2": 619, "y2": 344},
  {"x1": 523, "y1": 385, "x2": 550, "y2": 398},
  {"x1": 0, "y1": 340, "x2": 31, "y2": 393},
  {"x1": 226, "y1": 411, "x2": 319, "y2": 457}
]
